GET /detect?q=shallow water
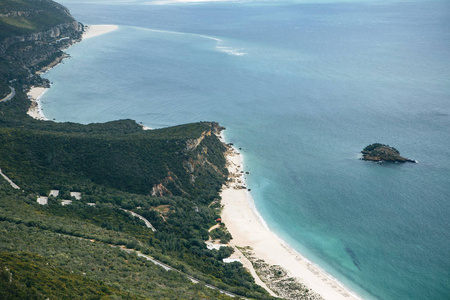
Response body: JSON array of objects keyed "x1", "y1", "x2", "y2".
[{"x1": 44, "y1": 1, "x2": 450, "y2": 298}]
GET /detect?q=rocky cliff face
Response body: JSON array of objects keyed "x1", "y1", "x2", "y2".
[
  {"x1": 185, "y1": 123, "x2": 222, "y2": 151},
  {"x1": 153, "y1": 123, "x2": 227, "y2": 198},
  {"x1": 0, "y1": 20, "x2": 81, "y2": 46},
  {"x1": 1, "y1": 21, "x2": 82, "y2": 64},
  {"x1": 0, "y1": 21, "x2": 83, "y2": 62}
]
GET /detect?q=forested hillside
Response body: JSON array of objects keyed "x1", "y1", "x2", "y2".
[
  {"x1": 0, "y1": 0, "x2": 277, "y2": 299},
  {"x1": 0, "y1": 180, "x2": 264, "y2": 299},
  {"x1": 0, "y1": 118, "x2": 227, "y2": 198}
]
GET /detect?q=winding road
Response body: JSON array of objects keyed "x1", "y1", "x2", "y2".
[
  {"x1": 0, "y1": 86, "x2": 15, "y2": 102},
  {"x1": 116, "y1": 210, "x2": 250, "y2": 298},
  {"x1": 119, "y1": 247, "x2": 248, "y2": 299},
  {"x1": 0, "y1": 167, "x2": 21, "y2": 190},
  {"x1": 120, "y1": 208, "x2": 157, "y2": 232}
]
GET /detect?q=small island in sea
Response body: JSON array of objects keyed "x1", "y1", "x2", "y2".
[{"x1": 361, "y1": 143, "x2": 416, "y2": 163}]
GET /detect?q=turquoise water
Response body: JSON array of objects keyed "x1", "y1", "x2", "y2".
[{"x1": 44, "y1": 1, "x2": 450, "y2": 299}]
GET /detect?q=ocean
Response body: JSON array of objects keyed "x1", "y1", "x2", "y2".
[{"x1": 43, "y1": 0, "x2": 450, "y2": 299}]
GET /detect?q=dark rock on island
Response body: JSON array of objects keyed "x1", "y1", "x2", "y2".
[{"x1": 361, "y1": 143, "x2": 416, "y2": 163}]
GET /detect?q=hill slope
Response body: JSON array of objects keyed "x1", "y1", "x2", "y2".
[{"x1": 0, "y1": 0, "x2": 277, "y2": 299}]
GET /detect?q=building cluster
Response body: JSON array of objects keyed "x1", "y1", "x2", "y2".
[{"x1": 36, "y1": 190, "x2": 89, "y2": 206}]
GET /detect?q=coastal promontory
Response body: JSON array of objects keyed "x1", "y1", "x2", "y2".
[{"x1": 361, "y1": 143, "x2": 415, "y2": 163}]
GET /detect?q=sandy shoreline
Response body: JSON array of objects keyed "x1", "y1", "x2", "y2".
[
  {"x1": 27, "y1": 87, "x2": 49, "y2": 120},
  {"x1": 26, "y1": 25, "x2": 119, "y2": 121},
  {"x1": 83, "y1": 24, "x2": 118, "y2": 40},
  {"x1": 219, "y1": 134, "x2": 362, "y2": 300}
]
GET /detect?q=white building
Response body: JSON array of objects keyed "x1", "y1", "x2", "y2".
[
  {"x1": 70, "y1": 192, "x2": 82, "y2": 200},
  {"x1": 49, "y1": 190, "x2": 59, "y2": 197},
  {"x1": 61, "y1": 200, "x2": 72, "y2": 206},
  {"x1": 223, "y1": 258, "x2": 241, "y2": 264},
  {"x1": 36, "y1": 196, "x2": 48, "y2": 205}
]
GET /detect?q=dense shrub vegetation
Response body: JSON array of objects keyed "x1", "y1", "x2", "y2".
[
  {"x1": 0, "y1": 175, "x2": 274, "y2": 299},
  {"x1": 362, "y1": 143, "x2": 399, "y2": 154}
]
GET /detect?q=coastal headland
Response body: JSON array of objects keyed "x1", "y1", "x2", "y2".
[{"x1": 24, "y1": 20, "x2": 362, "y2": 300}]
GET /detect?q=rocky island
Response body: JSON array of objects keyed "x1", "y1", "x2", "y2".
[{"x1": 361, "y1": 143, "x2": 416, "y2": 163}]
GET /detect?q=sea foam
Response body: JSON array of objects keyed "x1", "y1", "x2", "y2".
[{"x1": 134, "y1": 26, "x2": 246, "y2": 56}]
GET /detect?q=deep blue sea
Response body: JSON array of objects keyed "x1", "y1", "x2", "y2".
[{"x1": 44, "y1": 0, "x2": 450, "y2": 299}]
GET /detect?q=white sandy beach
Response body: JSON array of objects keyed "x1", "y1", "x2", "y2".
[
  {"x1": 83, "y1": 24, "x2": 118, "y2": 39},
  {"x1": 220, "y1": 142, "x2": 361, "y2": 300},
  {"x1": 27, "y1": 87, "x2": 48, "y2": 120}
]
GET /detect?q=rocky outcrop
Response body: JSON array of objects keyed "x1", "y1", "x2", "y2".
[
  {"x1": 185, "y1": 122, "x2": 224, "y2": 151},
  {"x1": 361, "y1": 143, "x2": 416, "y2": 163},
  {"x1": 0, "y1": 21, "x2": 83, "y2": 65},
  {"x1": 151, "y1": 182, "x2": 172, "y2": 197},
  {"x1": 149, "y1": 123, "x2": 227, "y2": 197},
  {"x1": 151, "y1": 172, "x2": 189, "y2": 197},
  {"x1": 186, "y1": 130, "x2": 211, "y2": 151},
  {"x1": 183, "y1": 123, "x2": 227, "y2": 187}
]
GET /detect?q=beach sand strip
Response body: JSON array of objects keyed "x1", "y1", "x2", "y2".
[{"x1": 27, "y1": 87, "x2": 48, "y2": 120}]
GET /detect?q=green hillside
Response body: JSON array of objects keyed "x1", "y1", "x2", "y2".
[
  {"x1": 0, "y1": 181, "x2": 239, "y2": 299},
  {"x1": 0, "y1": 1, "x2": 278, "y2": 299},
  {"x1": 0, "y1": 118, "x2": 227, "y2": 198},
  {"x1": 0, "y1": 92, "x2": 274, "y2": 300},
  {"x1": 0, "y1": 0, "x2": 75, "y2": 40}
]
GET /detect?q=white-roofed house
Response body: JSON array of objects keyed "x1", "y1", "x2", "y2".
[
  {"x1": 49, "y1": 190, "x2": 59, "y2": 197},
  {"x1": 61, "y1": 200, "x2": 72, "y2": 206},
  {"x1": 70, "y1": 192, "x2": 82, "y2": 200},
  {"x1": 36, "y1": 196, "x2": 48, "y2": 205},
  {"x1": 222, "y1": 258, "x2": 241, "y2": 264}
]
